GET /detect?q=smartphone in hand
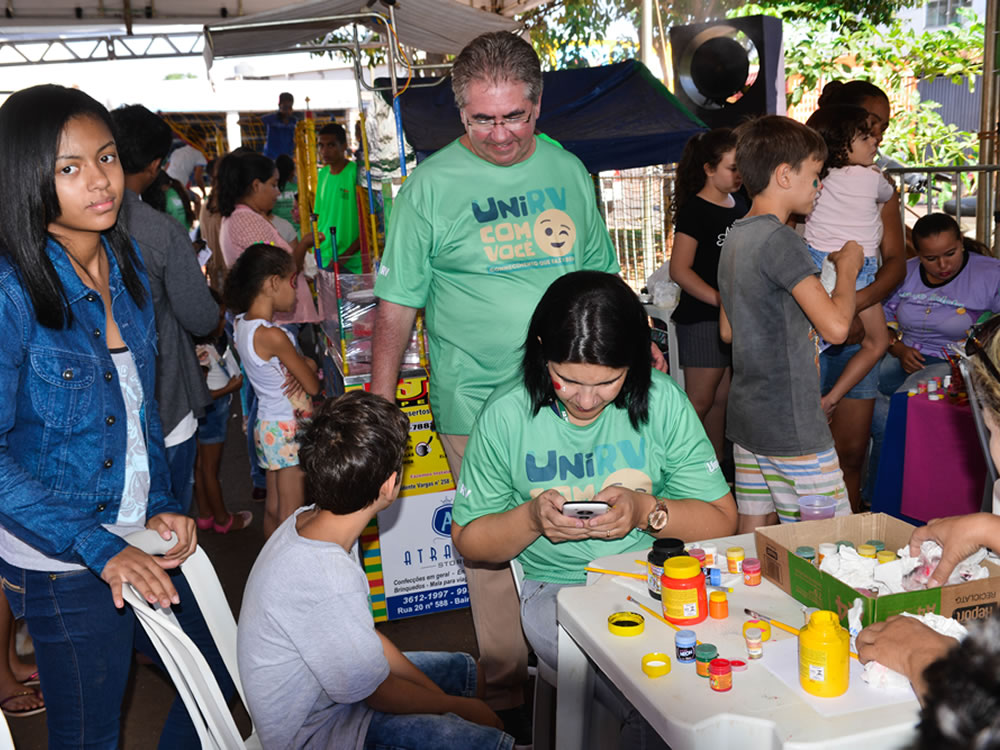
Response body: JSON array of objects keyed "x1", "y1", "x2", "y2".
[{"x1": 561, "y1": 501, "x2": 611, "y2": 519}]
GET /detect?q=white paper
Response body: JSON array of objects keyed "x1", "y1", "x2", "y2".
[{"x1": 761, "y1": 637, "x2": 916, "y2": 717}]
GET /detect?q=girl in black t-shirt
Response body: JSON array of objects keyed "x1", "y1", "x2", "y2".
[{"x1": 668, "y1": 129, "x2": 749, "y2": 465}]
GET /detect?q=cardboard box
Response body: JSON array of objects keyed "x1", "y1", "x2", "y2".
[{"x1": 753, "y1": 513, "x2": 1000, "y2": 627}]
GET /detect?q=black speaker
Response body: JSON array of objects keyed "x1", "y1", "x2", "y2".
[{"x1": 670, "y1": 15, "x2": 785, "y2": 129}]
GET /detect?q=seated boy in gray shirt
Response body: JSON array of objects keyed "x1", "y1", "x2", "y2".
[
  {"x1": 717, "y1": 116, "x2": 863, "y2": 533},
  {"x1": 237, "y1": 391, "x2": 513, "y2": 750}
]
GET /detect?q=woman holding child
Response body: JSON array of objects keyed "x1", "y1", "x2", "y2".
[{"x1": 808, "y1": 80, "x2": 906, "y2": 513}]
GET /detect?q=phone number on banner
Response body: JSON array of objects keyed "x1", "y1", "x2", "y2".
[{"x1": 387, "y1": 585, "x2": 470, "y2": 619}]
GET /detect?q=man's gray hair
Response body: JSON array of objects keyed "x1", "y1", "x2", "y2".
[{"x1": 451, "y1": 32, "x2": 543, "y2": 110}]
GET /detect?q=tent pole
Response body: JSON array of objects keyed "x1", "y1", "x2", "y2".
[
  {"x1": 979, "y1": 0, "x2": 999, "y2": 250},
  {"x1": 384, "y1": 4, "x2": 408, "y2": 180},
  {"x1": 352, "y1": 25, "x2": 381, "y2": 265}
]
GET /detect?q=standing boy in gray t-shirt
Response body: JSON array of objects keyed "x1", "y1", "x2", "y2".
[
  {"x1": 237, "y1": 391, "x2": 513, "y2": 750},
  {"x1": 717, "y1": 116, "x2": 863, "y2": 532}
]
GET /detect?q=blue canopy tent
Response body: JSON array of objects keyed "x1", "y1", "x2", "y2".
[{"x1": 380, "y1": 59, "x2": 706, "y2": 172}]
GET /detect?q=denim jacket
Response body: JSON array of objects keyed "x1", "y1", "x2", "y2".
[{"x1": 0, "y1": 237, "x2": 178, "y2": 574}]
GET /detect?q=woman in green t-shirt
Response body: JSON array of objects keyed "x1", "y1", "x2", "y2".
[{"x1": 452, "y1": 272, "x2": 736, "y2": 666}]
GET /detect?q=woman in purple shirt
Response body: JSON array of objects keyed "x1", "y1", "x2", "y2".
[
  {"x1": 865, "y1": 213, "x2": 1000, "y2": 502},
  {"x1": 880, "y1": 213, "x2": 1000, "y2": 394}
]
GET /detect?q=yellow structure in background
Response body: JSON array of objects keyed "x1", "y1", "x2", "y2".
[{"x1": 294, "y1": 113, "x2": 319, "y2": 240}]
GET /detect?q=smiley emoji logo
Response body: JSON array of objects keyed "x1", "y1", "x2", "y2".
[
  {"x1": 601, "y1": 468, "x2": 652, "y2": 494},
  {"x1": 533, "y1": 209, "x2": 576, "y2": 257}
]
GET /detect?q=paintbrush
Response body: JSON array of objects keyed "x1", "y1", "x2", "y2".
[
  {"x1": 745, "y1": 607, "x2": 859, "y2": 659},
  {"x1": 626, "y1": 595, "x2": 701, "y2": 643}
]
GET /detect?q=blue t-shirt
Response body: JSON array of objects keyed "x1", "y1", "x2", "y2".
[{"x1": 261, "y1": 112, "x2": 300, "y2": 161}]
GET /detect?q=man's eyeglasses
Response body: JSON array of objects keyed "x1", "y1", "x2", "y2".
[
  {"x1": 463, "y1": 112, "x2": 533, "y2": 132},
  {"x1": 966, "y1": 314, "x2": 1000, "y2": 384}
]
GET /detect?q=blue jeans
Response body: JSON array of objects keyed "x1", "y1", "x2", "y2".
[
  {"x1": 520, "y1": 580, "x2": 669, "y2": 750},
  {"x1": 165, "y1": 434, "x2": 197, "y2": 515},
  {"x1": 196, "y1": 394, "x2": 231, "y2": 445},
  {"x1": 364, "y1": 652, "x2": 513, "y2": 750},
  {"x1": 0, "y1": 560, "x2": 235, "y2": 749},
  {"x1": 808, "y1": 245, "x2": 879, "y2": 289}
]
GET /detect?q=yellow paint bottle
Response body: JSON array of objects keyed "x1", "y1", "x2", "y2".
[{"x1": 798, "y1": 611, "x2": 849, "y2": 698}]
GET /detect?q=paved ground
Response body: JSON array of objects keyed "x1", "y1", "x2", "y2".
[{"x1": 8, "y1": 405, "x2": 479, "y2": 748}]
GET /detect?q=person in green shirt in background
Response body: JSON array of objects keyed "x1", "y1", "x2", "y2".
[{"x1": 315, "y1": 123, "x2": 361, "y2": 273}]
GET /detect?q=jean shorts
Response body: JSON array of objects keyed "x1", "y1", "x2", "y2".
[
  {"x1": 808, "y1": 245, "x2": 879, "y2": 290},
  {"x1": 821, "y1": 343, "x2": 879, "y2": 399},
  {"x1": 196, "y1": 394, "x2": 231, "y2": 445}
]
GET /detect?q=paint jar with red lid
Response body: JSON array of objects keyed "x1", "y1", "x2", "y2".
[
  {"x1": 709, "y1": 658, "x2": 733, "y2": 692},
  {"x1": 661, "y1": 556, "x2": 707, "y2": 625}
]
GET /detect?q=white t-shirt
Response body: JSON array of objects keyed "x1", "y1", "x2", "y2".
[
  {"x1": 196, "y1": 342, "x2": 239, "y2": 391},
  {"x1": 166, "y1": 145, "x2": 207, "y2": 185}
]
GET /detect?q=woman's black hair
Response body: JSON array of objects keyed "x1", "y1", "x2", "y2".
[
  {"x1": 523, "y1": 271, "x2": 651, "y2": 429},
  {"x1": 275, "y1": 154, "x2": 296, "y2": 191},
  {"x1": 912, "y1": 212, "x2": 987, "y2": 256},
  {"x1": 0, "y1": 84, "x2": 146, "y2": 330},
  {"x1": 805, "y1": 105, "x2": 872, "y2": 177},
  {"x1": 672, "y1": 128, "x2": 737, "y2": 222},
  {"x1": 817, "y1": 79, "x2": 888, "y2": 109},
  {"x1": 223, "y1": 243, "x2": 294, "y2": 314},
  {"x1": 214, "y1": 150, "x2": 275, "y2": 218},
  {"x1": 140, "y1": 169, "x2": 169, "y2": 213}
]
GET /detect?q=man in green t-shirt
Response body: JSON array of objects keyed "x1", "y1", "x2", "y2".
[
  {"x1": 314, "y1": 123, "x2": 361, "y2": 272},
  {"x1": 370, "y1": 31, "x2": 622, "y2": 738}
]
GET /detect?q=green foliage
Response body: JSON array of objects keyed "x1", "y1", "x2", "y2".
[
  {"x1": 883, "y1": 96, "x2": 981, "y2": 203},
  {"x1": 730, "y1": 3, "x2": 983, "y2": 173},
  {"x1": 522, "y1": 0, "x2": 637, "y2": 69}
]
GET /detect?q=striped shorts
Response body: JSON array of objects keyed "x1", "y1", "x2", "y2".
[{"x1": 733, "y1": 444, "x2": 851, "y2": 523}]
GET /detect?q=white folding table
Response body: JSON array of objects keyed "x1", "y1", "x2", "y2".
[{"x1": 556, "y1": 533, "x2": 921, "y2": 749}]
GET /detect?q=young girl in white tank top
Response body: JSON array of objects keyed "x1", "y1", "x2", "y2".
[{"x1": 226, "y1": 244, "x2": 321, "y2": 537}]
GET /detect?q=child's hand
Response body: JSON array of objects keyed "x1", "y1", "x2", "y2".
[
  {"x1": 829, "y1": 240, "x2": 863, "y2": 277},
  {"x1": 820, "y1": 393, "x2": 839, "y2": 421},
  {"x1": 282, "y1": 370, "x2": 305, "y2": 398},
  {"x1": 910, "y1": 513, "x2": 1000, "y2": 586},
  {"x1": 228, "y1": 374, "x2": 243, "y2": 390}
]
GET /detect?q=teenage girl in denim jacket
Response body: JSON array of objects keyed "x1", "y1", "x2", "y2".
[{"x1": 0, "y1": 85, "x2": 233, "y2": 747}]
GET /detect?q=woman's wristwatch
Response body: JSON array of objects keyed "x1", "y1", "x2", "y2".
[{"x1": 643, "y1": 496, "x2": 670, "y2": 533}]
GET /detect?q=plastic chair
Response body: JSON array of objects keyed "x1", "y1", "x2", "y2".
[
  {"x1": 0, "y1": 712, "x2": 14, "y2": 750},
  {"x1": 123, "y1": 529, "x2": 261, "y2": 750},
  {"x1": 509, "y1": 559, "x2": 556, "y2": 750},
  {"x1": 643, "y1": 304, "x2": 684, "y2": 389}
]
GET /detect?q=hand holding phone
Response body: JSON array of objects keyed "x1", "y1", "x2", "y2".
[{"x1": 561, "y1": 501, "x2": 611, "y2": 520}]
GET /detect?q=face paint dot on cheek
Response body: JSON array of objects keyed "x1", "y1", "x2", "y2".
[
  {"x1": 552, "y1": 381, "x2": 561, "y2": 390},
  {"x1": 812, "y1": 180, "x2": 818, "y2": 188}
]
